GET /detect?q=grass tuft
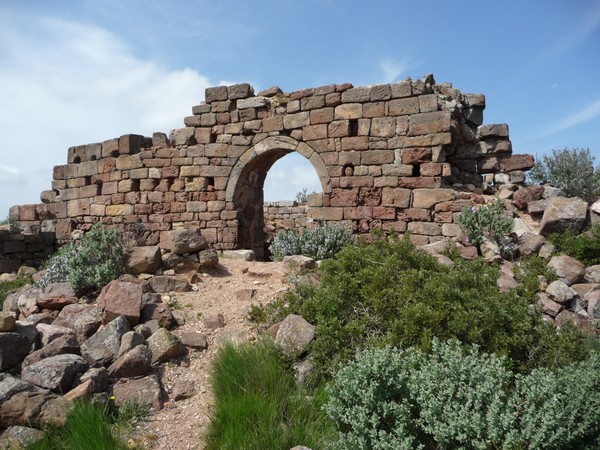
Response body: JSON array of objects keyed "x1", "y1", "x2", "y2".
[{"x1": 204, "y1": 339, "x2": 335, "y2": 450}]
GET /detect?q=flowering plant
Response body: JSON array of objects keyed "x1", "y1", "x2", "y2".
[{"x1": 458, "y1": 198, "x2": 514, "y2": 248}]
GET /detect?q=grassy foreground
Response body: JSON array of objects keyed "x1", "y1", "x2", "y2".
[{"x1": 204, "y1": 340, "x2": 335, "y2": 450}]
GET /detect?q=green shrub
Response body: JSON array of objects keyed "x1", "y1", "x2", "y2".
[
  {"x1": 28, "y1": 400, "x2": 128, "y2": 450},
  {"x1": 548, "y1": 224, "x2": 600, "y2": 266},
  {"x1": 0, "y1": 274, "x2": 32, "y2": 309},
  {"x1": 263, "y1": 234, "x2": 592, "y2": 382},
  {"x1": 269, "y1": 222, "x2": 353, "y2": 261},
  {"x1": 69, "y1": 223, "x2": 125, "y2": 293},
  {"x1": 326, "y1": 340, "x2": 600, "y2": 450},
  {"x1": 37, "y1": 223, "x2": 125, "y2": 294},
  {"x1": 205, "y1": 340, "x2": 335, "y2": 449},
  {"x1": 458, "y1": 198, "x2": 514, "y2": 248},
  {"x1": 529, "y1": 147, "x2": 600, "y2": 202}
]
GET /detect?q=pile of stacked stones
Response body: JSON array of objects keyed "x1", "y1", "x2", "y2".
[
  {"x1": 421, "y1": 185, "x2": 600, "y2": 330},
  {"x1": 0, "y1": 228, "x2": 226, "y2": 446}
]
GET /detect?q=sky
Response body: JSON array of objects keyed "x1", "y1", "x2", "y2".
[{"x1": 0, "y1": 0, "x2": 599, "y2": 218}]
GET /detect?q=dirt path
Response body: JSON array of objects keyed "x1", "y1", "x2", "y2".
[{"x1": 130, "y1": 257, "x2": 289, "y2": 450}]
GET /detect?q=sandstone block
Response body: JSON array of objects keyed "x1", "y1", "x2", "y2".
[
  {"x1": 334, "y1": 103, "x2": 362, "y2": 119},
  {"x1": 412, "y1": 188, "x2": 456, "y2": 209},
  {"x1": 388, "y1": 97, "x2": 420, "y2": 115},
  {"x1": 539, "y1": 196, "x2": 588, "y2": 236},
  {"x1": 408, "y1": 111, "x2": 451, "y2": 136},
  {"x1": 382, "y1": 187, "x2": 411, "y2": 208}
]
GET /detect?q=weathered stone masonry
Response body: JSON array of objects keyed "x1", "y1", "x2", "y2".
[{"x1": 3, "y1": 74, "x2": 534, "y2": 265}]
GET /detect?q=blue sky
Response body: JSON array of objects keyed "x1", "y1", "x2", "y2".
[{"x1": 1, "y1": 0, "x2": 599, "y2": 218}]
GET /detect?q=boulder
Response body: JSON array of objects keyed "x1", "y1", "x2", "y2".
[
  {"x1": 97, "y1": 280, "x2": 143, "y2": 326},
  {"x1": 203, "y1": 313, "x2": 225, "y2": 330},
  {"x1": 518, "y1": 232, "x2": 547, "y2": 257},
  {"x1": 141, "y1": 303, "x2": 173, "y2": 329},
  {"x1": 36, "y1": 323, "x2": 76, "y2": 347},
  {"x1": 584, "y1": 265, "x2": 600, "y2": 284},
  {"x1": 555, "y1": 310, "x2": 592, "y2": 330},
  {"x1": 125, "y1": 246, "x2": 162, "y2": 275},
  {"x1": 22, "y1": 334, "x2": 80, "y2": 368},
  {"x1": 527, "y1": 199, "x2": 548, "y2": 218},
  {"x1": 81, "y1": 315, "x2": 131, "y2": 365},
  {"x1": 63, "y1": 379, "x2": 94, "y2": 401},
  {"x1": 537, "y1": 293, "x2": 563, "y2": 318},
  {"x1": 179, "y1": 332, "x2": 208, "y2": 350},
  {"x1": 480, "y1": 237, "x2": 502, "y2": 262},
  {"x1": 21, "y1": 354, "x2": 88, "y2": 393},
  {"x1": 283, "y1": 255, "x2": 317, "y2": 271},
  {"x1": 148, "y1": 276, "x2": 191, "y2": 293},
  {"x1": 198, "y1": 248, "x2": 219, "y2": 268},
  {"x1": 235, "y1": 288, "x2": 256, "y2": 302},
  {"x1": 0, "y1": 425, "x2": 45, "y2": 448},
  {"x1": 275, "y1": 314, "x2": 315, "y2": 357},
  {"x1": 160, "y1": 227, "x2": 207, "y2": 254},
  {"x1": 79, "y1": 367, "x2": 109, "y2": 393},
  {"x1": 221, "y1": 249, "x2": 256, "y2": 261},
  {"x1": 171, "y1": 380, "x2": 196, "y2": 401},
  {"x1": 512, "y1": 185, "x2": 544, "y2": 210},
  {"x1": 539, "y1": 196, "x2": 588, "y2": 236},
  {"x1": 37, "y1": 283, "x2": 78, "y2": 310},
  {"x1": 0, "y1": 312, "x2": 16, "y2": 332},
  {"x1": 512, "y1": 218, "x2": 532, "y2": 238},
  {"x1": 14, "y1": 321, "x2": 39, "y2": 347},
  {"x1": 21, "y1": 312, "x2": 54, "y2": 326},
  {"x1": 117, "y1": 331, "x2": 146, "y2": 358},
  {"x1": 146, "y1": 328, "x2": 186, "y2": 365},
  {"x1": 111, "y1": 373, "x2": 165, "y2": 410},
  {"x1": 161, "y1": 253, "x2": 198, "y2": 273},
  {"x1": 17, "y1": 288, "x2": 41, "y2": 317},
  {"x1": 547, "y1": 255, "x2": 586, "y2": 286},
  {"x1": 0, "y1": 376, "x2": 60, "y2": 428},
  {"x1": 1, "y1": 292, "x2": 20, "y2": 316},
  {"x1": 545, "y1": 280, "x2": 578, "y2": 304},
  {"x1": 542, "y1": 185, "x2": 565, "y2": 199},
  {"x1": 52, "y1": 303, "x2": 103, "y2": 344},
  {"x1": 0, "y1": 333, "x2": 31, "y2": 370},
  {"x1": 107, "y1": 344, "x2": 152, "y2": 378},
  {"x1": 497, "y1": 274, "x2": 519, "y2": 292}
]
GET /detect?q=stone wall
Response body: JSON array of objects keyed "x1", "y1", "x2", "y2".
[
  {"x1": 5, "y1": 73, "x2": 534, "y2": 264},
  {"x1": 263, "y1": 201, "x2": 309, "y2": 242},
  {"x1": 0, "y1": 224, "x2": 56, "y2": 272}
]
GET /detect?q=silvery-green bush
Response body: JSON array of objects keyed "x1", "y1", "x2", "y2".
[
  {"x1": 269, "y1": 223, "x2": 353, "y2": 261},
  {"x1": 69, "y1": 223, "x2": 125, "y2": 293},
  {"x1": 326, "y1": 340, "x2": 600, "y2": 450},
  {"x1": 37, "y1": 243, "x2": 76, "y2": 290},
  {"x1": 37, "y1": 223, "x2": 125, "y2": 294}
]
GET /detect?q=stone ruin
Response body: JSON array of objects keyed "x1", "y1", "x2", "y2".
[{"x1": 1, "y1": 74, "x2": 535, "y2": 268}]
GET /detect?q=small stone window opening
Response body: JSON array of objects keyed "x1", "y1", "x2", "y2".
[
  {"x1": 207, "y1": 177, "x2": 215, "y2": 191},
  {"x1": 349, "y1": 119, "x2": 359, "y2": 137},
  {"x1": 413, "y1": 164, "x2": 421, "y2": 177}
]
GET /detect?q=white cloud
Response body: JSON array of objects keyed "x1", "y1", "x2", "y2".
[
  {"x1": 264, "y1": 153, "x2": 322, "y2": 202},
  {"x1": 0, "y1": 165, "x2": 22, "y2": 185},
  {"x1": 532, "y1": 98, "x2": 600, "y2": 139},
  {"x1": 0, "y1": 11, "x2": 213, "y2": 217},
  {"x1": 535, "y1": 2, "x2": 600, "y2": 65},
  {"x1": 378, "y1": 55, "x2": 422, "y2": 84}
]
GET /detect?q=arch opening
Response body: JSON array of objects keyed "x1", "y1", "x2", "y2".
[{"x1": 232, "y1": 147, "x2": 326, "y2": 260}]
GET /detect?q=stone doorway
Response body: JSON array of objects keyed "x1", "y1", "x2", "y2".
[{"x1": 227, "y1": 136, "x2": 331, "y2": 260}]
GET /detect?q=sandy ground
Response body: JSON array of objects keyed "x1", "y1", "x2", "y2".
[{"x1": 129, "y1": 257, "x2": 289, "y2": 450}]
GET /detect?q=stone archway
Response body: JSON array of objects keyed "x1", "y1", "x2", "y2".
[{"x1": 226, "y1": 136, "x2": 331, "y2": 259}]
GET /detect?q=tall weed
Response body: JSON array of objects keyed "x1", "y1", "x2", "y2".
[{"x1": 205, "y1": 340, "x2": 335, "y2": 449}]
